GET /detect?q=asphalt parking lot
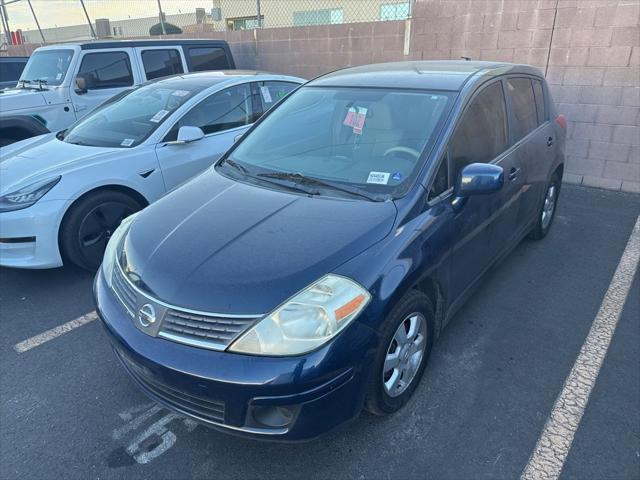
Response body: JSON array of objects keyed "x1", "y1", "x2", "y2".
[{"x1": 1, "y1": 184, "x2": 638, "y2": 480}]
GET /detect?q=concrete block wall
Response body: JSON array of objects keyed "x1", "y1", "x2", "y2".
[
  {"x1": 410, "y1": 0, "x2": 640, "y2": 193},
  {"x1": 3, "y1": 0, "x2": 639, "y2": 192}
]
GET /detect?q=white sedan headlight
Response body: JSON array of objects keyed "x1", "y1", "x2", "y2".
[
  {"x1": 102, "y1": 212, "x2": 139, "y2": 287},
  {"x1": 229, "y1": 274, "x2": 370, "y2": 356},
  {"x1": 0, "y1": 176, "x2": 61, "y2": 212}
]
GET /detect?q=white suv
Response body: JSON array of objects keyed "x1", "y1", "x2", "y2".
[{"x1": 0, "y1": 39, "x2": 235, "y2": 146}]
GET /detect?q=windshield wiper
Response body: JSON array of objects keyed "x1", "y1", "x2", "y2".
[
  {"x1": 256, "y1": 171, "x2": 381, "y2": 201},
  {"x1": 18, "y1": 79, "x2": 49, "y2": 90},
  {"x1": 219, "y1": 159, "x2": 316, "y2": 195},
  {"x1": 220, "y1": 157, "x2": 249, "y2": 176}
]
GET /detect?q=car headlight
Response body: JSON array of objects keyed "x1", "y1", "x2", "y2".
[
  {"x1": 0, "y1": 176, "x2": 61, "y2": 212},
  {"x1": 229, "y1": 274, "x2": 370, "y2": 356},
  {"x1": 101, "y1": 212, "x2": 139, "y2": 287}
]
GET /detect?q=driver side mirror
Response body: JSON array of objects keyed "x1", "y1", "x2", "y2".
[
  {"x1": 74, "y1": 75, "x2": 88, "y2": 95},
  {"x1": 168, "y1": 126, "x2": 205, "y2": 145},
  {"x1": 452, "y1": 163, "x2": 504, "y2": 211}
]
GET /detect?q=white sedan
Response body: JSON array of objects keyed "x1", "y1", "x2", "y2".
[{"x1": 0, "y1": 71, "x2": 303, "y2": 270}]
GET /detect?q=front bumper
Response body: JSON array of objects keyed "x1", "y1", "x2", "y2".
[
  {"x1": 0, "y1": 200, "x2": 66, "y2": 268},
  {"x1": 94, "y1": 270, "x2": 378, "y2": 441}
]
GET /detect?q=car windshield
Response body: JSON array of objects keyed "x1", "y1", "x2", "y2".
[
  {"x1": 226, "y1": 86, "x2": 453, "y2": 198},
  {"x1": 62, "y1": 83, "x2": 198, "y2": 148},
  {"x1": 19, "y1": 49, "x2": 73, "y2": 86}
]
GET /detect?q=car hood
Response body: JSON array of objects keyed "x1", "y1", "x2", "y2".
[
  {"x1": 122, "y1": 171, "x2": 397, "y2": 315},
  {"x1": 0, "y1": 134, "x2": 119, "y2": 194},
  {"x1": 0, "y1": 87, "x2": 48, "y2": 111}
]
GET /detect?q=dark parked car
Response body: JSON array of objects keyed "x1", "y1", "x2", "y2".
[
  {"x1": 95, "y1": 61, "x2": 566, "y2": 441},
  {"x1": 0, "y1": 56, "x2": 28, "y2": 89}
]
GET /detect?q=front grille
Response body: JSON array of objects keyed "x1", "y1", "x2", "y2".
[
  {"x1": 112, "y1": 262, "x2": 137, "y2": 317},
  {"x1": 109, "y1": 259, "x2": 260, "y2": 351},
  {"x1": 159, "y1": 310, "x2": 257, "y2": 350},
  {"x1": 119, "y1": 351, "x2": 226, "y2": 424}
]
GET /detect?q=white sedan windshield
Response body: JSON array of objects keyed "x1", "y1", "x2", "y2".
[{"x1": 63, "y1": 85, "x2": 197, "y2": 148}]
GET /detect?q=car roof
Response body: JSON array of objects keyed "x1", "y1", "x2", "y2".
[
  {"x1": 37, "y1": 39, "x2": 230, "y2": 50},
  {"x1": 309, "y1": 60, "x2": 543, "y2": 91},
  {"x1": 144, "y1": 70, "x2": 301, "y2": 90}
]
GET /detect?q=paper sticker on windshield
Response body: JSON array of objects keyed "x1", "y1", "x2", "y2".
[
  {"x1": 150, "y1": 110, "x2": 170, "y2": 123},
  {"x1": 260, "y1": 86, "x2": 273, "y2": 103},
  {"x1": 367, "y1": 171, "x2": 390, "y2": 185},
  {"x1": 344, "y1": 107, "x2": 367, "y2": 135},
  {"x1": 56, "y1": 73, "x2": 63, "y2": 80},
  {"x1": 172, "y1": 90, "x2": 190, "y2": 97},
  {"x1": 121, "y1": 138, "x2": 135, "y2": 147}
]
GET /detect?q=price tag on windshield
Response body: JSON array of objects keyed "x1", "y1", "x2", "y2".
[
  {"x1": 149, "y1": 110, "x2": 170, "y2": 123},
  {"x1": 343, "y1": 107, "x2": 368, "y2": 135}
]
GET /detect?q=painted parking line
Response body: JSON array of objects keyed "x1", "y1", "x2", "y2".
[
  {"x1": 13, "y1": 311, "x2": 98, "y2": 354},
  {"x1": 521, "y1": 215, "x2": 640, "y2": 480}
]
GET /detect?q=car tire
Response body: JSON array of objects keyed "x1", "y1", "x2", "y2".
[
  {"x1": 528, "y1": 172, "x2": 561, "y2": 241},
  {"x1": 365, "y1": 289, "x2": 435, "y2": 416},
  {"x1": 60, "y1": 190, "x2": 142, "y2": 271}
]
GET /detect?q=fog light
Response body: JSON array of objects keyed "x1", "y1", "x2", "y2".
[{"x1": 251, "y1": 405, "x2": 296, "y2": 428}]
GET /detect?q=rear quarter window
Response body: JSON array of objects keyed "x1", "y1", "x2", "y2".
[
  {"x1": 186, "y1": 47, "x2": 229, "y2": 72},
  {"x1": 532, "y1": 79, "x2": 547, "y2": 125}
]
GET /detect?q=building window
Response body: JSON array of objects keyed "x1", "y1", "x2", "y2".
[
  {"x1": 380, "y1": 2, "x2": 411, "y2": 21},
  {"x1": 112, "y1": 26, "x2": 123, "y2": 36},
  {"x1": 293, "y1": 9, "x2": 343, "y2": 26},
  {"x1": 226, "y1": 16, "x2": 263, "y2": 30}
]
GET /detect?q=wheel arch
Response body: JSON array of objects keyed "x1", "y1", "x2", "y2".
[
  {"x1": 0, "y1": 115, "x2": 50, "y2": 144},
  {"x1": 57, "y1": 184, "x2": 149, "y2": 262},
  {"x1": 380, "y1": 268, "x2": 446, "y2": 340}
]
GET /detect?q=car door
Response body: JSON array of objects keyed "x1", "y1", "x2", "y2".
[
  {"x1": 135, "y1": 46, "x2": 187, "y2": 81},
  {"x1": 155, "y1": 82, "x2": 259, "y2": 190},
  {"x1": 504, "y1": 77, "x2": 546, "y2": 239},
  {"x1": 445, "y1": 80, "x2": 513, "y2": 303},
  {"x1": 69, "y1": 49, "x2": 137, "y2": 119}
]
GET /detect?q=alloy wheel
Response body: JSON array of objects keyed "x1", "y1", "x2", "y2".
[
  {"x1": 541, "y1": 183, "x2": 557, "y2": 230},
  {"x1": 383, "y1": 312, "x2": 428, "y2": 398}
]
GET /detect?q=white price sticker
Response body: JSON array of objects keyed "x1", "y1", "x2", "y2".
[
  {"x1": 260, "y1": 86, "x2": 273, "y2": 103},
  {"x1": 121, "y1": 138, "x2": 135, "y2": 147},
  {"x1": 366, "y1": 171, "x2": 390, "y2": 185},
  {"x1": 150, "y1": 110, "x2": 169, "y2": 123}
]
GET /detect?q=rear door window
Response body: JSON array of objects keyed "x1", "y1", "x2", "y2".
[
  {"x1": 506, "y1": 78, "x2": 538, "y2": 141},
  {"x1": 141, "y1": 49, "x2": 184, "y2": 80},
  {"x1": 186, "y1": 47, "x2": 229, "y2": 72},
  {"x1": 532, "y1": 79, "x2": 546, "y2": 125},
  {"x1": 78, "y1": 51, "x2": 133, "y2": 89},
  {"x1": 448, "y1": 81, "x2": 508, "y2": 182}
]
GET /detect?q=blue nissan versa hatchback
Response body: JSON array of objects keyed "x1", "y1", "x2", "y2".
[{"x1": 95, "y1": 61, "x2": 566, "y2": 440}]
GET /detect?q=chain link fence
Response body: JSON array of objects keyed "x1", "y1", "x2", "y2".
[{"x1": 1, "y1": 0, "x2": 414, "y2": 45}]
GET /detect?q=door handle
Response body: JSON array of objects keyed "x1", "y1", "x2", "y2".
[
  {"x1": 508, "y1": 167, "x2": 520, "y2": 181},
  {"x1": 547, "y1": 137, "x2": 553, "y2": 147}
]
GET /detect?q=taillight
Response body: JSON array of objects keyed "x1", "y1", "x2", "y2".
[{"x1": 555, "y1": 114, "x2": 567, "y2": 130}]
